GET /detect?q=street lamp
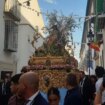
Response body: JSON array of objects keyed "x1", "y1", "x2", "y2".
[
  {"x1": 87, "y1": 29, "x2": 94, "y2": 43},
  {"x1": 87, "y1": 29, "x2": 94, "y2": 76}
]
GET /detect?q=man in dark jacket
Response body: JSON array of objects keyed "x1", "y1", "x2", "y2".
[
  {"x1": 64, "y1": 73, "x2": 82, "y2": 105},
  {"x1": 79, "y1": 71, "x2": 92, "y2": 105},
  {"x1": 0, "y1": 75, "x2": 11, "y2": 105},
  {"x1": 18, "y1": 71, "x2": 49, "y2": 105}
]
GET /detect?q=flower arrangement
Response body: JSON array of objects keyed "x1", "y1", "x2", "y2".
[
  {"x1": 49, "y1": 64, "x2": 72, "y2": 70},
  {"x1": 27, "y1": 64, "x2": 73, "y2": 70},
  {"x1": 29, "y1": 65, "x2": 46, "y2": 70}
]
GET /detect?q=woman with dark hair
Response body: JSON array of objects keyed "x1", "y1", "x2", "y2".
[
  {"x1": 47, "y1": 87, "x2": 60, "y2": 105},
  {"x1": 8, "y1": 73, "x2": 25, "y2": 105}
]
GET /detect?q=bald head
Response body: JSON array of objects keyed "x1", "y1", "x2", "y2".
[{"x1": 19, "y1": 71, "x2": 39, "y2": 90}]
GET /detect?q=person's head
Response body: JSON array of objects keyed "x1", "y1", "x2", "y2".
[
  {"x1": 90, "y1": 75, "x2": 97, "y2": 85},
  {"x1": 21, "y1": 66, "x2": 28, "y2": 74},
  {"x1": 3, "y1": 75, "x2": 9, "y2": 83},
  {"x1": 10, "y1": 73, "x2": 22, "y2": 94},
  {"x1": 79, "y1": 71, "x2": 85, "y2": 80},
  {"x1": 47, "y1": 87, "x2": 60, "y2": 105},
  {"x1": 18, "y1": 71, "x2": 39, "y2": 99},
  {"x1": 3, "y1": 73, "x2": 11, "y2": 83},
  {"x1": 66, "y1": 73, "x2": 78, "y2": 89},
  {"x1": 95, "y1": 66, "x2": 105, "y2": 78}
]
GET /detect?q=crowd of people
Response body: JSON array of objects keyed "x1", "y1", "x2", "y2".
[{"x1": 0, "y1": 66, "x2": 105, "y2": 105}]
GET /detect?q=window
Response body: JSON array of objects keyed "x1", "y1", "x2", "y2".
[{"x1": 4, "y1": 20, "x2": 18, "y2": 52}]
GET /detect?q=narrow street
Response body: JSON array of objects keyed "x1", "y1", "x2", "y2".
[{"x1": 0, "y1": 0, "x2": 105, "y2": 105}]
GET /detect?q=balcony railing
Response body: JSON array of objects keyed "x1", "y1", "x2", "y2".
[
  {"x1": 4, "y1": 0, "x2": 20, "y2": 21},
  {"x1": 96, "y1": 32, "x2": 103, "y2": 43},
  {"x1": 98, "y1": 14, "x2": 105, "y2": 29}
]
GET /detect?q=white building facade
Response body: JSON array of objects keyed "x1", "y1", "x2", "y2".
[
  {"x1": 0, "y1": 0, "x2": 44, "y2": 77},
  {"x1": 80, "y1": 0, "x2": 104, "y2": 75}
]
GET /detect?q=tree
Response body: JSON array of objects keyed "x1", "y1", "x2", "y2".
[{"x1": 35, "y1": 11, "x2": 78, "y2": 56}]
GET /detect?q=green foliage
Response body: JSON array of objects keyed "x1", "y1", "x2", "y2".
[{"x1": 35, "y1": 11, "x2": 78, "y2": 56}]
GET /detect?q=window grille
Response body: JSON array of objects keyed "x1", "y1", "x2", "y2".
[{"x1": 4, "y1": 20, "x2": 18, "y2": 52}]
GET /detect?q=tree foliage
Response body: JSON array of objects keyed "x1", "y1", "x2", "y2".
[{"x1": 35, "y1": 11, "x2": 78, "y2": 56}]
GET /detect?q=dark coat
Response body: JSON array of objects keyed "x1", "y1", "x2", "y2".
[
  {"x1": 0, "y1": 81, "x2": 12, "y2": 105},
  {"x1": 79, "y1": 76, "x2": 92, "y2": 105},
  {"x1": 31, "y1": 92, "x2": 49, "y2": 105},
  {"x1": 64, "y1": 87, "x2": 82, "y2": 105}
]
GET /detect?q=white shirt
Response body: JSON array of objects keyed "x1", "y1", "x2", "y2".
[
  {"x1": 26, "y1": 91, "x2": 39, "y2": 105},
  {"x1": 96, "y1": 78, "x2": 103, "y2": 92},
  {"x1": 95, "y1": 78, "x2": 105, "y2": 103}
]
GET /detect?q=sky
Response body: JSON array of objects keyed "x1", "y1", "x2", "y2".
[{"x1": 38, "y1": 0, "x2": 87, "y2": 62}]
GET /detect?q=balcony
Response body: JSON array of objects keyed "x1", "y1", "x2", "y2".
[
  {"x1": 96, "y1": 32, "x2": 103, "y2": 44},
  {"x1": 4, "y1": 0, "x2": 20, "y2": 21},
  {"x1": 98, "y1": 14, "x2": 105, "y2": 29}
]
